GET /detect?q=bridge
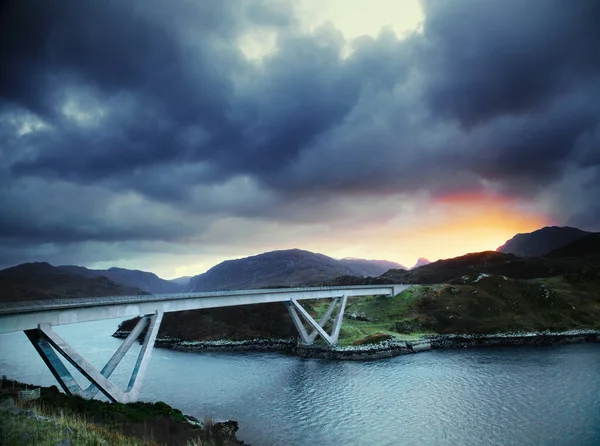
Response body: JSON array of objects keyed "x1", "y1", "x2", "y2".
[{"x1": 0, "y1": 284, "x2": 410, "y2": 403}]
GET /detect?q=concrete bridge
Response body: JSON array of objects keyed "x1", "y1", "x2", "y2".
[{"x1": 0, "y1": 284, "x2": 410, "y2": 403}]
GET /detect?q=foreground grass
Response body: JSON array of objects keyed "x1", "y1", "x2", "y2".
[
  {"x1": 0, "y1": 379, "x2": 241, "y2": 446},
  {"x1": 1, "y1": 400, "x2": 151, "y2": 445}
]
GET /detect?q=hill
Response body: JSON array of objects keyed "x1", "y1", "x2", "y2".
[
  {"x1": 338, "y1": 258, "x2": 405, "y2": 277},
  {"x1": 58, "y1": 265, "x2": 181, "y2": 294},
  {"x1": 0, "y1": 262, "x2": 147, "y2": 302},
  {"x1": 187, "y1": 249, "x2": 401, "y2": 292},
  {"x1": 379, "y1": 250, "x2": 600, "y2": 284},
  {"x1": 334, "y1": 274, "x2": 600, "y2": 338},
  {"x1": 496, "y1": 226, "x2": 590, "y2": 257}
]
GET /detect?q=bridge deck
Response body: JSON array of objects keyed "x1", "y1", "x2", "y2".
[{"x1": 0, "y1": 284, "x2": 409, "y2": 334}]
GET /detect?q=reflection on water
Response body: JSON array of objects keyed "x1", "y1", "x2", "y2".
[{"x1": 1, "y1": 319, "x2": 599, "y2": 445}]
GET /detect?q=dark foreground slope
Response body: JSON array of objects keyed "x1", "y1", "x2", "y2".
[
  {"x1": 545, "y1": 233, "x2": 600, "y2": 258},
  {"x1": 0, "y1": 263, "x2": 147, "y2": 302}
]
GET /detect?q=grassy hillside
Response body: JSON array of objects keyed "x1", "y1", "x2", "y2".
[
  {"x1": 0, "y1": 379, "x2": 242, "y2": 445},
  {"x1": 320, "y1": 274, "x2": 600, "y2": 343}
]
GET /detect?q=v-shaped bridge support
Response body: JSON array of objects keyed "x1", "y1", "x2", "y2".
[
  {"x1": 24, "y1": 311, "x2": 163, "y2": 403},
  {"x1": 286, "y1": 294, "x2": 348, "y2": 346}
]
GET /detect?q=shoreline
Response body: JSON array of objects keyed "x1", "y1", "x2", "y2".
[
  {"x1": 426, "y1": 329, "x2": 600, "y2": 349},
  {"x1": 113, "y1": 328, "x2": 600, "y2": 360}
]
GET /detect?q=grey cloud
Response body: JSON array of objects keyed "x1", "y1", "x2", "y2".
[
  {"x1": 1, "y1": 0, "x2": 600, "y2": 268},
  {"x1": 420, "y1": 0, "x2": 600, "y2": 126}
]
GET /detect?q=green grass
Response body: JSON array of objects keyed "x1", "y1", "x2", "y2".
[
  {"x1": 303, "y1": 287, "x2": 441, "y2": 345},
  {"x1": 0, "y1": 400, "x2": 153, "y2": 446}
]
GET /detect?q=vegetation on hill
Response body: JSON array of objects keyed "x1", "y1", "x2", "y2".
[
  {"x1": 496, "y1": 226, "x2": 590, "y2": 257},
  {"x1": 341, "y1": 275, "x2": 600, "y2": 340},
  {"x1": 545, "y1": 233, "x2": 600, "y2": 258}
]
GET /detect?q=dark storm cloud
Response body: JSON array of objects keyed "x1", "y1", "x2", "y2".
[
  {"x1": 420, "y1": 0, "x2": 600, "y2": 126},
  {"x1": 1, "y1": 0, "x2": 600, "y2": 268}
]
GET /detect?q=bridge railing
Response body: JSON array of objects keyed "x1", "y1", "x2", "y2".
[{"x1": 0, "y1": 284, "x2": 400, "y2": 314}]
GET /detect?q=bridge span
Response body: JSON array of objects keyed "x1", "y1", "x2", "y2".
[{"x1": 0, "y1": 284, "x2": 411, "y2": 403}]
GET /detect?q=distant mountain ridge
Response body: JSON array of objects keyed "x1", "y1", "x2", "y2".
[
  {"x1": 58, "y1": 265, "x2": 181, "y2": 294},
  {"x1": 496, "y1": 226, "x2": 590, "y2": 257},
  {"x1": 338, "y1": 258, "x2": 406, "y2": 277},
  {"x1": 169, "y1": 276, "x2": 192, "y2": 286},
  {"x1": 410, "y1": 258, "x2": 430, "y2": 269},
  {"x1": 187, "y1": 249, "x2": 403, "y2": 292},
  {"x1": 0, "y1": 262, "x2": 147, "y2": 302}
]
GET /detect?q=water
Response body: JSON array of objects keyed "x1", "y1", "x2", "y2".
[{"x1": 1, "y1": 319, "x2": 599, "y2": 445}]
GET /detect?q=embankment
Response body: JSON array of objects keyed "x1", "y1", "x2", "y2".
[
  {"x1": 114, "y1": 328, "x2": 600, "y2": 360},
  {"x1": 427, "y1": 329, "x2": 600, "y2": 349},
  {"x1": 113, "y1": 330, "x2": 430, "y2": 360}
]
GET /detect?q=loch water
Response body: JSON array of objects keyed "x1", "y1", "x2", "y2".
[{"x1": 1, "y1": 319, "x2": 599, "y2": 446}]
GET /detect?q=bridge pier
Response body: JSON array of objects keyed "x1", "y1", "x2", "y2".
[
  {"x1": 286, "y1": 294, "x2": 348, "y2": 346},
  {"x1": 24, "y1": 310, "x2": 163, "y2": 403}
]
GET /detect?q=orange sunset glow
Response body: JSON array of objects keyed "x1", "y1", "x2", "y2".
[
  {"x1": 279, "y1": 193, "x2": 552, "y2": 273},
  {"x1": 396, "y1": 194, "x2": 550, "y2": 264}
]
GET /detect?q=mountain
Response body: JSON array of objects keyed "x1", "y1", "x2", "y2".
[
  {"x1": 59, "y1": 265, "x2": 181, "y2": 294},
  {"x1": 380, "y1": 249, "x2": 600, "y2": 284},
  {"x1": 187, "y1": 249, "x2": 373, "y2": 292},
  {"x1": 338, "y1": 258, "x2": 406, "y2": 277},
  {"x1": 496, "y1": 226, "x2": 590, "y2": 257},
  {"x1": 0, "y1": 262, "x2": 147, "y2": 302},
  {"x1": 410, "y1": 258, "x2": 430, "y2": 269},
  {"x1": 545, "y1": 233, "x2": 600, "y2": 258},
  {"x1": 169, "y1": 276, "x2": 192, "y2": 286}
]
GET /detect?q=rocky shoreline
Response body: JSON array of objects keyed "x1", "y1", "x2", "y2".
[
  {"x1": 113, "y1": 329, "x2": 600, "y2": 361},
  {"x1": 113, "y1": 330, "x2": 431, "y2": 360},
  {"x1": 426, "y1": 329, "x2": 600, "y2": 349}
]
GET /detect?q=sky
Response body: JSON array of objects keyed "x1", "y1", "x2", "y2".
[{"x1": 1, "y1": 0, "x2": 599, "y2": 279}]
